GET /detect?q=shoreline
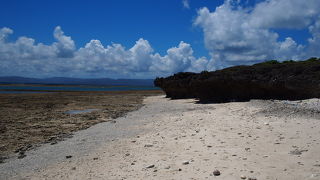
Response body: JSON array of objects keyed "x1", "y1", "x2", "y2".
[
  {"x1": 0, "y1": 90, "x2": 163, "y2": 162},
  {"x1": 1, "y1": 96, "x2": 320, "y2": 179}
]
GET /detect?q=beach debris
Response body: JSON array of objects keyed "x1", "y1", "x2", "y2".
[
  {"x1": 93, "y1": 157, "x2": 98, "y2": 160},
  {"x1": 213, "y1": 169, "x2": 221, "y2": 176},
  {"x1": 144, "y1": 144, "x2": 153, "y2": 147},
  {"x1": 66, "y1": 155, "x2": 72, "y2": 159},
  {"x1": 289, "y1": 149, "x2": 308, "y2": 155},
  {"x1": 131, "y1": 140, "x2": 136, "y2": 143},
  {"x1": 182, "y1": 161, "x2": 190, "y2": 165},
  {"x1": 240, "y1": 175, "x2": 247, "y2": 179},
  {"x1": 125, "y1": 153, "x2": 130, "y2": 156},
  {"x1": 164, "y1": 165, "x2": 170, "y2": 169},
  {"x1": 264, "y1": 122, "x2": 269, "y2": 125},
  {"x1": 131, "y1": 162, "x2": 135, "y2": 165},
  {"x1": 178, "y1": 168, "x2": 182, "y2": 171},
  {"x1": 146, "y1": 164, "x2": 155, "y2": 168}
]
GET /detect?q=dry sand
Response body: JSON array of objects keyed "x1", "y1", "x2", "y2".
[{"x1": 1, "y1": 95, "x2": 320, "y2": 180}]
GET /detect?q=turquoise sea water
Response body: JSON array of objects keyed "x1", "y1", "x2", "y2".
[{"x1": 0, "y1": 85, "x2": 159, "y2": 94}]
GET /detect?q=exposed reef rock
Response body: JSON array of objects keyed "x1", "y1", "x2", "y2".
[{"x1": 154, "y1": 58, "x2": 320, "y2": 103}]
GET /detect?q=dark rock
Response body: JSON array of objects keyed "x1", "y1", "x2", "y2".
[
  {"x1": 146, "y1": 164, "x2": 155, "y2": 168},
  {"x1": 17, "y1": 152, "x2": 26, "y2": 159},
  {"x1": 0, "y1": 156, "x2": 7, "y2": 163},
  {"x1": 182, "y1": 161, "x2": 189, "y2": 165},
  {"x1": 154, "y1": 58, "x2": 320, "y2": 102},
  {"x1": 213, "y1": 169, "x2": 221, "y2": 176},
  {"x1": 66, "y1": 155, "x2": 72, "y2": 159}
]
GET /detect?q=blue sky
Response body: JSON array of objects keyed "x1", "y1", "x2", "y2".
[
  {"x1": 0, "y1": 0, "x2": 320, "y2": 78},
  {"x1": 0, "y1": 0, "x2": 223, "y2": 57}
]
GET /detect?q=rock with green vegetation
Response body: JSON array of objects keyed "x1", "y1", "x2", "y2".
[{"x1": 154, "y1": 57, "x2": 320, "y2": 102}]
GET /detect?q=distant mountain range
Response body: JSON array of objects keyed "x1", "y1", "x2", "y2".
[{"x1": 0, "y1": 76, "x2": 155, "y2": 86}]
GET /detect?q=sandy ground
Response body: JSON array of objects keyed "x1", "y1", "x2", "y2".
[{"x1": 1, "y1": 95, "x2": 320, "y2": 180}]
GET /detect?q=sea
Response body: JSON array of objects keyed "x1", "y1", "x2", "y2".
[{"x1": 0, "y1": 85, "x2": 160, "y2": 94}]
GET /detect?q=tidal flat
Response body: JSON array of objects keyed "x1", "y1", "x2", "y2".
[{"x1": 0, "y1": 90, "x2": 163, "y2": 161}]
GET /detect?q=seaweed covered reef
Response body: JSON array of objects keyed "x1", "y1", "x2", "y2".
[{"x1": 154, "y1": 58, "x2": 320, "y2": 103}]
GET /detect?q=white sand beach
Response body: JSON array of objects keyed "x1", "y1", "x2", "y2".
[{"x1": 1, "y1": 95, "x2": 320, "y2": 180}]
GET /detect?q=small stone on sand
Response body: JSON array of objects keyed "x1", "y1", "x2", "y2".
[
  {"x1": 146, "y1": 164, "x2": 155, "y2": 168},
  {"x1": 213, "y1": 169, "x2": 221, "y2": 176},
  {"x1": 182, "y1": 161, "x2": 189, "y2": 165}
]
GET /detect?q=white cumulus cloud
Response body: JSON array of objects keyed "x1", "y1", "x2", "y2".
[
  {"x1": 194, "y1": 0, "x2": 320, "y2": 68},
  {"x1": 0, "y1": 26, "x2": 208, "y2": 78}
]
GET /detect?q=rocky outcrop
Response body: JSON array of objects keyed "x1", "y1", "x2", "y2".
[{"x1": 154, "y1": 58, "x2": 320, "y2": 103}]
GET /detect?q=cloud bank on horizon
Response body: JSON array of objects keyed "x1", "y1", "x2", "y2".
[{"x1": 1, "y1": 0, "x2": 320, "y2": 78}]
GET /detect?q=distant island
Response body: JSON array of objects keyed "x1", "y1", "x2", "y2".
[
  {"x1": 0, "y1": 77, "x2": 154, "y2": 87},
  {"x1": 155, "y1": 57, "x2": 320, "y2": 102}
]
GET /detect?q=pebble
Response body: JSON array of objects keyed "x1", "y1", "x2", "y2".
[
  {"x1": 66, "y1": 155, "x2": 72, "y2": 159},
  {"x1": 146, "y1": 164, "x2": 155, "y2": 168},
  {"x1": 182, "y1": 161, "x2": 190, "y2": 165},
  {"x1": 240, "y1": 175, "x2": 247, "y2": 179},
  {"x1": 213, "y1": 169, "x2": 221, "y2": 176}
]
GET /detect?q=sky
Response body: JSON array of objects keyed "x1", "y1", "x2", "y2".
[{"x1": 0, "y1": 0, "x2": 320, "y2": 79}]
